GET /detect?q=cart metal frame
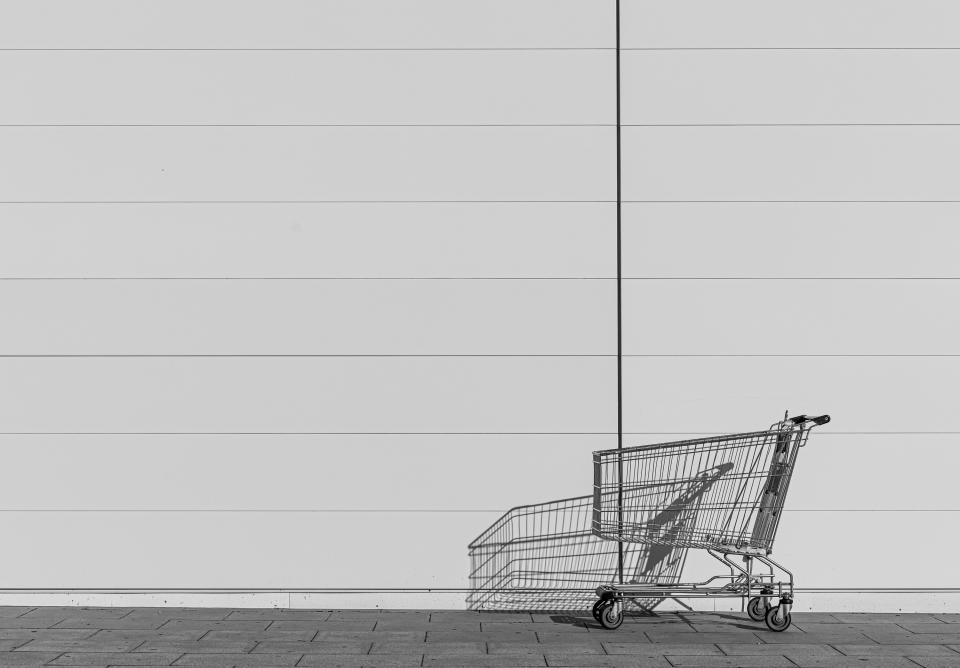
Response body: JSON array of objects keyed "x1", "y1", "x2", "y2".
[{"x1": 591, "y1": 413, "x2": 830, "y2": 632}]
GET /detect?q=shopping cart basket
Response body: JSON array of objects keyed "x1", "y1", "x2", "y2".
[
  {"x1": 591, "y1": 413, "x2": 830, "y2": 632},
  {"x1": 467, "y1": 495, "x2": 688, "y2": 611}
]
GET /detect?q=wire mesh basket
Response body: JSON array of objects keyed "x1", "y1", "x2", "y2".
[
  {"x1": 467, "y1": 495, "x2": 687, "y2": 611},
  {"x1": 593, "y1": 415, "x2": 828, "y2": 554}
]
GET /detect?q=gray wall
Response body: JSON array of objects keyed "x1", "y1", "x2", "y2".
[{"x1": 0, "y1": 0, "x2": 957, "y2": 610}]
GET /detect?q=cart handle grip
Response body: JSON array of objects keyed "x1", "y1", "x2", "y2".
[{"x1": 789, "y1": 414, "x2": 830, "y2": 426}]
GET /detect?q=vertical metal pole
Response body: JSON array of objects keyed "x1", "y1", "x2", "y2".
[{"x1": 615, "y1": 0, "x2": 625, "y2": 586}]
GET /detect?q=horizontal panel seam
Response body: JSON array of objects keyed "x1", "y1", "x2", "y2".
[
  {"x1": 7, "y1": 200, "x2": 960, "y2": 204},
  {"x1": 4, "y1": 124, "x2": 960, "y2": 128},
  {"x1": 0, "y1": 587, "x2": 957, "y2": 593},
  {"x1": 0, "y1": 432, "x2": 953, "y2": 436},
  {"x1": 0, "y1": 509, "x2": 952, "y2": 513},
  {"x1": 0, "y1": 354, "x2": 959, "y2": 359},
  {"x1": 0, "y1": 277, "x2": 958, "y2": 281},
  {"x1": 3, "y1": 47, "x2": 960, "y2": 52}
]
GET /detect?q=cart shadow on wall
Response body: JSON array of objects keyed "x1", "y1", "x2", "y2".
[{"x1": 466, "y1": 464, "x2": 731, "y2": 612}]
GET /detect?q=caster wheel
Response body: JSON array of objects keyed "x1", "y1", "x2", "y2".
[
  {"x1": 764, "y1": 605, "x2": 792, "y2": 632},
  {"x1": 598, "y1": 600, "x2": 624, "y2": 630},
  {"x1": 591, "y1": 598, "x2": 606, "y2": 622},
  {"x1": 747, "y1": 596, "x2": 768, "y2": 622}
]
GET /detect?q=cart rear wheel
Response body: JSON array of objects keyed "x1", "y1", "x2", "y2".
[
  {"x1": 598, "y1": 601, "x2": 624, "y2": 630},
  {"x1": 591, "y1": 598, "x2": 606, "y2": 622},
  {"x1": 764, "y1": 605, "x2": 792, "y2": 632},
  {"x1": 747, "y1": 596, "x2": 768, "y2": 622}
]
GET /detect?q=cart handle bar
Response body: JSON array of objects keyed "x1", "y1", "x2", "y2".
[{"x1": 789, "y1": 414, "x2": 830, "y2": 426}]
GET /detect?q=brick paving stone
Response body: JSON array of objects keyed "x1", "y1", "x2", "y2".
[
  {"x1": 22, "y1": 608, "x2": 132, "y2": 621},
  {"x1": 173, "y1": 654, "x2": 300, "y2": 666},
  {"x1": 933, "y1": 614, "x2": 960, "y2": 623},
  {"x1": 49, "y1": 653, "x2": 181, "y2": 665},
  {"x1": 537, "y1": 632, "x2": 613, "y2": 644},
  {"x1": 585, "y1": 631, "x2": 650, "y2": 643},
  {"x1": 0, "y1": 608, "x2": 34, "y2": 619},
  {"x1": 788, "y1": 613, "x2": 844, "y2": 623},
  {"x1": 760, "y1": 632, "x2": 875, "y2": 644},
  {"x1": 54, "y1": 618, "x2": 168, "y2": 631},
  {"x1": 134, "y1": 641, "x2": 257, "y2": 654},
  {"x1": 0, "y1": 638, "x2": 29, "y2": 651},
  {"x1": 543, "y1": 655, "x2": 670, "y2": 667},
  {"x1": 296, "y1": 656, "x2": 424, "y2": 668},
  {"x1": 488, "y1": 641, "x2": 605, "y2": 655},
  {"x1": 0, "y1": 616, "x2": 68, "y2": 629},
  {"x1": 372, "y1": 641, "x2": 484, "y2": 654},
  {"x1": 665, "y1": 656, "x2": 794, "y2": 667},
  {"x1": 482, "y1": 622, "x2": 562, "y2": 632},
  {"x1": 428, "y1": 631, "x2": 536, "y2": 643},
  {"x1": 835, "y1": 644, "x2": 960, "y2": 656},
  {"x1": 422, "y1": 656, "x2": 546, "y2": 667},
  {"x1": 271, "y1": 621, "x2": 376, "y2": 632},
  {"x1": 686, "y1": 624, "x2": 768, "y2": 634},
  {"x1": 603, "y1": 643, "x2": 723, "y2": 655},
  {"x1": 471, "y1": 614, "x2": 534, "y2": 623},
  {"x1": 833, "y1": 614, "x2": 943, "y2": 624},
  {"x1": 89, "y1": 630, "x2": 205, "y2": 642},
  {"x1": 200, "y1": 629, "x2": 317, "y2": 642},
  {"x1": 425, "y1": 613, "x2": 480, "y2": 623},
  {"x1": 117, "y1": 613, "x2": 212, "y2": 627},
  {"x1": 530, "y1": 613, "x2": 586, "y2": 623},
  {"x1": 225, "y1": 610, "x2": 331, "y2": 622},
  {"x1": 0, "y1": 629, "x2": 97, "y2": 642},
  {"x1": 316, "y1": 631, "x2": 425, "y2": 643},
  {"x1": 158, "y1": 621, "x2": 271, "y2": 633},
  {"x1": 19, "y1": 638, "x2": 143, "y2": 653},
  {"x1": 787, "y1": 658, "x2": 920, "y2": 667},
  {"x1": 0, "y1": 651, "x2": 63, "y2": 666},
  {"x1": 370, "y1": 614, "x2": 430, "y2": 623},
  {"x1": 910, "y1": 658, "x2": 960, "y2": 668},
  {"x1": 794, "y1": 623, "x2": 906, "y2": 634},
  {"x1": 376, "y1": 620, "x2": 462, "y2": 632},
  {"x1": 717, "y1": 643, "x2": 842, "y2": 656},
  {"x1": 252, "y1": 640, "x2": 372, "y2": 654},
  {"x1": 639, "y1": 624, "x2": 698, "y2": 633},
  {"x1": 861, "y1": 632, "x2": 960, "y2": 645},
  {"x1": 646, "y1": 632, "x2": 759, "y2": 644},
  {"x1": 898, "y1": 623, "x2": 960, "y2": 633},
  {"x1": 322, "y1": 612, "x2": 377, "y2": 621}
]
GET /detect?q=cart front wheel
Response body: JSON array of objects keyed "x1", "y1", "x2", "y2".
[
  {"x1": 764, "y1": 605, "x2": 792, "y2": 632},
  {"x1": 747, "y1": 596, "x2": 768, "y2": 622},
  {"x1": 591, "y1": 598, "x2": 606, "y2": 622},
  {"x1": 598, "y1": 601, "x2": 624, "y2": 630}
]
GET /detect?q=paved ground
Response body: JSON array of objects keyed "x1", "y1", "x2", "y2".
[{"x1": 0, "y1": 607, "x2": 959, "y2": 667}]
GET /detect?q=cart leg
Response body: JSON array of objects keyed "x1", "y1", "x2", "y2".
[{"x1": 762, "y1": 587, "x2": 774, "y2": 611}]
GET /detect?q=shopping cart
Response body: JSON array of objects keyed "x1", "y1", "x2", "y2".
[{"x1": 591, "y1": 413, "x2": 830, "y2": 632}]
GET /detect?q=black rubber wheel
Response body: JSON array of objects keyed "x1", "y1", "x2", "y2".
[
  {"x1": 591, "y1": 598, "x2": 606, "y2": 622},
  {"x1": 599, "y1": 601, "x2": 624, "y2": 630},
  {"x1": 747, "y1": 596, "x2": 767, "y2": 622},
  {"x1": 764, "y1": 605, "x2": 792, "y2": 632}
]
